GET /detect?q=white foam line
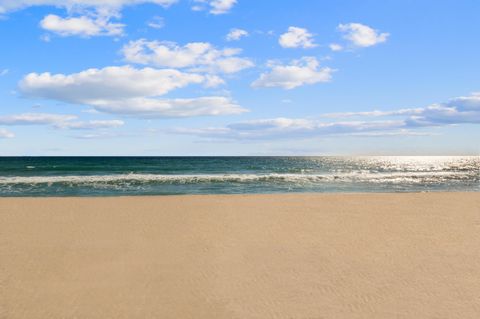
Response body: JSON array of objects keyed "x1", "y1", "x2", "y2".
[{"x1": 0, "y1": 171, "x2": 475, "y2": 185}]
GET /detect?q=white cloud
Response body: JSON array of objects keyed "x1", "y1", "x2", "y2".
[
  {"x1": 90, "y1": 96, "x2": 247, "y2": 118},
  {"x1": 0, "y1": 113, "x2": 125, "y2": 130},
  {"x1": 251, "y1": 57, "x2": 333, "y2": 89},
  {"x1": 447, "y1": 92, "x2": 480, "y2": 111},
  {"x1": 40, "y1": 34, "x2": 51, "y2": 42},
  {"x1": 1, "y1": 1, "x2": 177, "y2": 38},
  {"x1": 147, "y1": 16, "x2": 164, "y2": 29},
  {"x1": 406, "y1": 93, "x2": 480, "y2": 126},
  {"x1": 20, "y1": 65, "x2": 205, "y2": 103},
  {"x1": 329, "y1": 43, "x2": 343, "y2": 51},
  {"x1": 226, "y1": 28, "x2": 248, "y2": 41},
  {"x1": 81, "y1": 108, "x2": 100, "y2": 114},
  {"x1": 40, "y1": 13, "x2": 124, "y2": 37},
  {"x1": 171, "y1": 92, "x2": 480, "y2": 140},
  {"x1": 211, "y1": 56, "x2": 254, "y2": 74},
  {"x1": 72, "y1": 131, "x2": 133, "y2": 139},
  {"x1": 122, "y1": 39, "x2": 254, "y2": 74},
  {"x1": 173, "y1": 117, "x2": 405, "y2": 140},
  {"x1": 192, "y1": 0, "x2": 237, "y2": 15},
  {"x1": 56, "y1": 119, "x2": 124, "y2": 129},
  {"x1": 203, "y1": 74, "x2": 225, "y2": 87},
  {"x1": 0, "y1": 0, "x2": 177, "y2": 14},
  {"x1": 0, "y1": 113, "x2": 77, "y2": 125},
  {"x1": 279, "y1": 26, "x2": 316, "y2": 49},
  {"x1": 19, "y1": 66, "x2": 247, "y2": 118},
  {"x1": 210, "y1": 0, "x2": 236, "y2": 14},
  {"x1": 191, "y1": 5, "x2": 203, "y2": 11},
  {"x1": 338, "y1": 23, "x2": 389, "y2": 47},
  {"x1": 0, "y1": 128, "x2": 14, "y2": 138},
  {"x1": 324, "y1": 93, "x2": 480, "y2": 126},
  {"x1": 0, "y1": 69, "x2": 8, "y2": 76},
  {"x1": 322, "y1": 108, "x2": 424, "y2": 118}
]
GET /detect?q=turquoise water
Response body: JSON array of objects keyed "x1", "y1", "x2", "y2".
[{"x1": 0, "y1": 156, "x2": 478, "y2": 196}]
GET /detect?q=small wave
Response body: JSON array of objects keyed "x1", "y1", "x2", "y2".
[{"x1": 0, "y1": 171, "x2": 476, "y2": 186}]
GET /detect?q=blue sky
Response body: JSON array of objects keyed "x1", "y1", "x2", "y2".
[{"x1": 0, "y1": 0, "x2": 479, "y2": 155}]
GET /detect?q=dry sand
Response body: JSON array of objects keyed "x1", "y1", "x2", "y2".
[{"x1": 1, "y1": 192, "x2": 480, "y2": 318}]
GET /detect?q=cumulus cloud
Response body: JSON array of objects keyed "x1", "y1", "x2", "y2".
[
  {"x1": 0, "y1": 0, "x2": 177, "y2": 14},
  {"x1": 192, "y1": 0, "x2": 237, "y2": 15},
  {"x1": 40, "y1": 13, "x2": 124, "y2": 37},
  {"x1": 279, "y1": 26, "x2": 316, "y2": 49},
  {"x1": 338, "y1": 23, "x2": 389, "y2": 47},
  {"x1": 0, "y1": 128, "x2": 14, "y2": 138},
  {"x1": 226, "y1": 28, "x2": 248, "y2": 41},
  {"x1": 122, "y1": 39, "x2": 254, "y2": 74},
  {"x1": 329, "y1": 43, "x2": 343, "y2": 52},
  {"x1": 20, "y1": 66, "x2": 205, "y2": 103},
  {"x1": 251, "y1": 57, "x2": 333, "y2": 89},
  {"x1": 19, "y1": 66, "x2": 247, "y2": 118},
  {"x1": 171, "y1": 92, "x2": 480, "y2": 140},
  {"x1": 210, "y1": 0, "x2": 236, "y2": 14},
  {"x1": 1, "y1": 1, "x2": 177, "y2": 38},
  {"x1": 147, "y1": 16, "x2": 164, "y2": 29}
]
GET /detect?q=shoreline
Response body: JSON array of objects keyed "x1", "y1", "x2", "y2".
[
  {"x1": 0, "y1": 189, "x2": 478, "y2": 199},
  {"x1": 1, "y1": 192, "x2": 480, "y2": 318}
]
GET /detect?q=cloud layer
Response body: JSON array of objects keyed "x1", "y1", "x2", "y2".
[
  {"x1": 173, "y1": 118, "x2": 406, "y2": 140},
  {"x1": 56, "y1": 119, "x2": 125, "y2": 129},
  {"x1": 0, "y1": 113, "x2": 76, "y2": 125},
  {"x1": 172, "y1": 93, "x2": 480, "y2": 140},
  {"x1": 90, "y1": 96, "x2": 247, "y2": 117},
  {"x1": 0, "y1": 113, "x2": 125, "y2": 136}
]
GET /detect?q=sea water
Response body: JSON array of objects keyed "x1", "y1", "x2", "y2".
[{"x1": 0, "y1": 156, "x2": 478, "y2": 196}]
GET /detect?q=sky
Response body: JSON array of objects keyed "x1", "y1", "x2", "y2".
[{"x1": 0, "y1": 0, "x2": 479, "y2": 156}]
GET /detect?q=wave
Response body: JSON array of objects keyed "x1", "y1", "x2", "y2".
[{"x1": 0, "y1": 171, "x2": 477, "y2": 186}]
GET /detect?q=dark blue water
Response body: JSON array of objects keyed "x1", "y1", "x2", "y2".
[{"x1": 0, "y1": 156, "x2": 478, "y2": 196}]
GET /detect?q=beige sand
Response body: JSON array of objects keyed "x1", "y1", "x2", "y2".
[{"x1": 1, "y1": 193, "x2": 480, "y2": 318}]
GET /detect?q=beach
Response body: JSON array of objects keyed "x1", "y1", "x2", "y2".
[{"x1": 1, "y1": 192, "x2": 479, "y2": 318}]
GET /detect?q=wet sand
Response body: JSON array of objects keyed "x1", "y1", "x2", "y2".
[{"x1": 1, "y1": 192, "x2": 480, "y2": 318}]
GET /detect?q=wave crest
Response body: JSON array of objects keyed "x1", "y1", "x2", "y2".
[{"x1": 0, "y1": 171, "x2": 477, "y2": 186}]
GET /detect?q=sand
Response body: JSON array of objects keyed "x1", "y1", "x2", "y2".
[{"x1": 1, "y1": 192, "x2": 480, "y2": 318}]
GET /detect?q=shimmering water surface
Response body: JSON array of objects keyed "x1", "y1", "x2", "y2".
[{"x1": 0, "y1": 157, "x2": 478, "y2": 196}]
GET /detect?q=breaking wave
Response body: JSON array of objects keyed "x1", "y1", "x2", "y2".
[{"x1": 0, "y1": 171, "x2": 477, "y2": 186}]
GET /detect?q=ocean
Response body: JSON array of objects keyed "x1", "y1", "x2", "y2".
[{"x1": 0, "y1": 156, "x2": 478, "y2": 196}]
